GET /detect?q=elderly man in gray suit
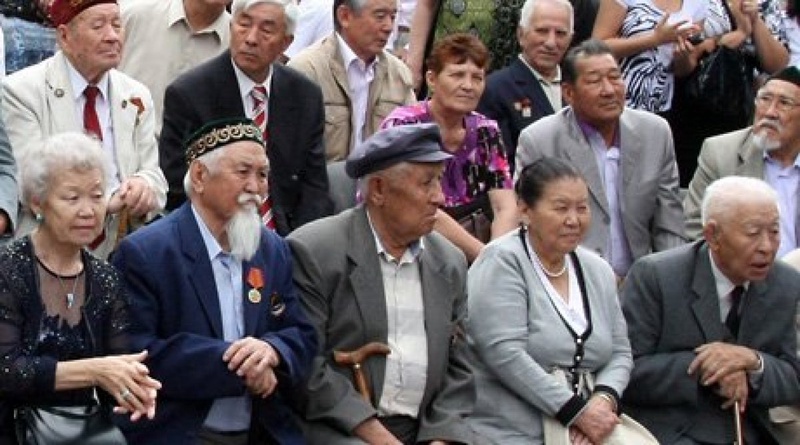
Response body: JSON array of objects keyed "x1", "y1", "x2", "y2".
[
  {"x1": 684, "y1": 66, "x2": 800, "y2": 259},
  {"x1": 515, "y1": 39, "x2": 686, "y2": 279},
  {"x1": 622, "y1": 176, "x2": 800, "y2": 444},
  {"x1": 287, "y1": 123, "x2": 474, "y2": 445}
]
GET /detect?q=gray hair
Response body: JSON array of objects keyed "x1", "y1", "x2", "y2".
[
  {"x1": 358, "y1": 161, "x2": 412, "y2": 201},
  {"x1": 19, "y1": 132, "x2": 109, "y2": 209},
  {"x1": 231, "y1": 0, "x2": 299, "y2": 35},
  {"x1": 183, "y1": 144, "x2": 230, "y2": 198},
  {"x1": 333, "y1": 0, "x2": 369, "y2": 31},
  {"x1": 518, "y1": 0, "x2": 574, "y2": 33},
  {"x1": 701, "y1": 176, "x2": 779, "y2": 226}
]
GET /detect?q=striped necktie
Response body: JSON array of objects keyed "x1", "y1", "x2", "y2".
[{"x1": 251, "y1": 86, "x2": 275, "y2": 230}]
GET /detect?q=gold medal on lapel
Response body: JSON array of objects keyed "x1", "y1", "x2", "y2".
[
  {"x1": 246, "y1": 267, "x2": 264, "y2": 304},
  {"x1": 248, "y1": 288, "x2": 262, "y2": 304}
]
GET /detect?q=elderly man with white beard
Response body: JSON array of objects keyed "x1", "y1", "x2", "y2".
[
  {"x1": 112, "y1": 118, "x2": 317, "y2": 444},
  {"x1": 685, "y1": 66, "x2": 800, "y2": 258}
]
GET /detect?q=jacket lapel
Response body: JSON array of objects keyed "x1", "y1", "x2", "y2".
[
  {"x1": 690, "y1": 243, "x2": 727, "y2": 342},
  {"x1": 108, "y1": 70, "x2": 136, "y2": 178},
  {"x1": 418, "y1": 238, "x2": 453, "y2": 398},
  {"x1": 737, "y1": 280, "x2": 769, "y2": 342},
  {"x1": 45, "y1": 52, "x2": 80, "y2": 133},
  {"x1": 178, "y1": 205, "x2": 225, "y2": 338},
  {"x1": 510, "y1": 59, "x2": 554, "y2": 115},
  {"x1": 347, "y1": 208, "x2": 389, "y2": 398},
  {"x1": 563, "y1": 110, "x2": 610, "y2": 216},
  {"x1": 736, "y1": 131, "x2": 764, "y2": 178},
  {"x1": 326, "y1": 38, "x2": 351, "y2": 102}
]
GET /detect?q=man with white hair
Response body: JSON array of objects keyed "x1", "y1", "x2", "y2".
[
  {"x1": 113, "y1": 118, "x2": 317, "y2": 443},
  {"x1": 159, "y1": 0, "x2": 332, "y2": 233},
  {"x1": 685, "y1": 66, "x2": 800, "y2": 258},
  {"x1": 2, "y1": 0, "x2": 167, "y2": 258},
  {"x1": 623, "y1": 176, "x2": 800, "y2": 444},
  {"x1": 477, "y1": 0, "x2": 574, "y2": 173}
]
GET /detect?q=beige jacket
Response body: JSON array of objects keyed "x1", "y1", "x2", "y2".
[
  {"x1": 288, "y1": 34, "x2": 415, "y2": 161},
  {"x1": 2, "y1": 51, "x2": 167, "y2": 258}
]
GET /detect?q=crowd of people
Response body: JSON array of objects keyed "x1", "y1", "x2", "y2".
[{"x1": 0, "y1": 0, "x2": 800, "y2": 444}]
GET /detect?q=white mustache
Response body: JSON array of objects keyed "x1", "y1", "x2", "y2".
[
  {"x1": 237, "y1": 193, "x2": 264, "y2": 208},
  {"x1": 757, "y1": 118, "x2": 783, "y2": 133}
]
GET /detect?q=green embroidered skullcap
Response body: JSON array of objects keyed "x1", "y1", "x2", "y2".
[{"x1": 184, "y1": 118, "x2": 264, "y2": 165}]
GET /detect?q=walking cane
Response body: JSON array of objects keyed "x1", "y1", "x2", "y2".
[
  {"x1": 333, "y1": 342, "x2": 391, "y2": 404},
  {"x1": 733, "y1": 400, "x2": 744, "y2": 445}
]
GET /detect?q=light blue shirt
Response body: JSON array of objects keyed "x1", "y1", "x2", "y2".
[
  {"x1": 192, "y1": 206, "x2": 251, "y2": 432},
  {"x1": 580, "y1": 121, "x2": 633, "y2": 276},
  {"x1": 763, "y1": 154, "x2": 800, "y2": 258}
]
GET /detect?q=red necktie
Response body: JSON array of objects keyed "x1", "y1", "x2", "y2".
[
  {"x1": 251, "y1": 86, "x2": 275, "y2": 230},
  {"x1": 84, "y1": 85, "x2": 106, "y2": 249},
  {"x1": 83, "y1": 86, "x2": 103, "y2": 141}
]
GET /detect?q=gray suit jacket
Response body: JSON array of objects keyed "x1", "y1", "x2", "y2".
[
  {"x1": 516, "y1": 107, "x2": 686, "y2": 271},
  {"x1": 1, "y1": 51, "x2": 167, "y2": 257},
  {"x1": 467, "y1": 231, "x2": 632, "y2": 444},
  {"x1": 684, "y1": 127, "x2": 763, "y2": 239},
  {"x1": 621, "y1": 241, "x2": 800, "y2": 444},
  {"x1": 0, "y1": 111, "x2": 16, "y2": 237},
  {"x1": 286, "y1": 206, "x2": 474, "y2": 444}
]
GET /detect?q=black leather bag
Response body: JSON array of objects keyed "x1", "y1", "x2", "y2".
[
  {"x1": 445, "y1": 194, "x2": 493, "y2": 244},
  {"x1": 685, "y1": 45, "x2": 755, "y2": 121},
  {"x1": 14, "y1": 402, "x2": 126, "y2": 445}
]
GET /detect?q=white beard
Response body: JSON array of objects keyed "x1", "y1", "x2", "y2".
[
  {"x1": 227, "y1": 195, "x2": 263, "y2": 261},
  {"x1": 753, "y1": 132, "x2": 782, "y2": 152},
  {"x1": 753, "y1": 120, "x2": 783, "y2": 152}
]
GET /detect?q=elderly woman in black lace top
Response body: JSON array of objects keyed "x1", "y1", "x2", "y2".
[{"x1": 0, "y1": 132, "x2": 160, "y2": 443}]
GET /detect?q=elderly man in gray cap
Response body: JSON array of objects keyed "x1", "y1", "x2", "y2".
[{"x1": 287, "y1": 123, "x2": 475, "y2": 445}]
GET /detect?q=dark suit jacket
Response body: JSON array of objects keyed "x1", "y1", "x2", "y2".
[
  {"x1": 621, "y1": 241, "x2": 800, "y2": 444},
  {"x1": 286, "y1": 207, "x2": 475, "y2": 444},
  {"x1": 159, "y1": 51, "x2": 332, "y2": 235},
  {"x1": 476, "y1": 57, "x2": 555, "y2": 174},
  {"x1": 111, "y1": 204, "x2": 317, "y2": 444}
]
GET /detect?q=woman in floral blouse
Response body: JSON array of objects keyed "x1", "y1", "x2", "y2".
[{"x1": 381, "y1": 33, "x2": 518, "y2": 263}]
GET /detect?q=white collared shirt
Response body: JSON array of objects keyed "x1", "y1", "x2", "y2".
[
  {"x1": 336, "y1": 33, "x2": 377, "y2": 149},
  {"x1": 119, "y1": 0, "x2": 230, "y2": 135},
  {"x1": 518, "y1": 54, "x2": 563, "y2": 111},
  {"x1": 366, "y1": 210, "x2": 428, "y2": 418},
  {"x1": 65, "y1": 60, "x2": 120, "y2": 192},
  {"x1": 709, "y1": 251, "x2": 748, "y2": 322},
  {"x1": 232, "y1": 60, "x2": 273, "y2": 123}
]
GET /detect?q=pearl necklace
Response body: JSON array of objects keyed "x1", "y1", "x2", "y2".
[{"x1": 533, "y1": 252, "x2": 568, "y2": 278}]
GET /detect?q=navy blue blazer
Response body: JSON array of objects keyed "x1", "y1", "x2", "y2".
[
  {"x1": 476, "y1": 57, "x2": 556, "y2": 174},
  {"x1": 112, "y1": 204, "x2": 317, "y2": 444},
  {"x1": 159, "y1": 51, "x2": 333, "y2": 235}
]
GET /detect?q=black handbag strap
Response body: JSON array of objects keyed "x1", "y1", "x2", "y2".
[
  {"x1": 518, "y1": 227, "x2": 594, "y2": 394},
  {"x1": 720, "y1": 0, "x2": 737, "y2": 32}
]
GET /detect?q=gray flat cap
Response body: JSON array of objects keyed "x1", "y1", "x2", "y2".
[{"x1": 345, "y1": 123, "x2": 452, "y2": 178}]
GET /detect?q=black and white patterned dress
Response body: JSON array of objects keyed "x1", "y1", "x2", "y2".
[{"x1": 618, "y1": 0, "x2": 706, "y2": 112}]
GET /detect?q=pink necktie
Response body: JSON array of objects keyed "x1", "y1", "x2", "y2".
[{"x1": 251, "y1": 86, "x2": 275, "y2": 230}]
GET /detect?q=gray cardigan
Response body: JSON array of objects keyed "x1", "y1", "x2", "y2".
[{"x1": 466, "y1": 229, "x2": 633, "y2": 444}]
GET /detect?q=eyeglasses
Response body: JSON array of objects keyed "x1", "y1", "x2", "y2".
[{"x1": 754, "y1": 93, "x2": 800, "y2": 112}]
